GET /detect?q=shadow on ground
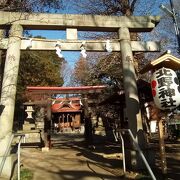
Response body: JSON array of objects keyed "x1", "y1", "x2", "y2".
[{"x1": 21, "y1": 133, "x2": 180, "y2": 180}]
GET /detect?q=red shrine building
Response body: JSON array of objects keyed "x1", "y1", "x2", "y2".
[
  {"x1": 51, "y1": 97, "x2": 83, "y2": 132},
  {"x1": 25, "y1": 85, "x2": 106, "y2": 133}
]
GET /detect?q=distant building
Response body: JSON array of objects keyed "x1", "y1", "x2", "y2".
[{"x1": 51, "y1": 97, "x2": 83, "y2": 132}]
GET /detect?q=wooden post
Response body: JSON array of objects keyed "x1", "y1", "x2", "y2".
[
  {"x1": 158, "y1": 118, "x2": 167, "y2": 174},
  {"x1": 83, "y1": 94, "x2": 93, "y2": 146},
  {"x1": 46, "y1": 101, "x2": 52, "y2": 148},
  {"x1": 149, "y1": 102, "x2": 167, "y2": 175}
]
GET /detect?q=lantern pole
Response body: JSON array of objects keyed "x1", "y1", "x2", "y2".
[
  {"x1": 140, "y1": 51, "x2": 180, "y2": 177},
  {"x1": 158, "y1": 117, "x2": 167, "y2": 175},
  {"x1": 149, "y1": 102, "x2": 167, "y2": 176}
]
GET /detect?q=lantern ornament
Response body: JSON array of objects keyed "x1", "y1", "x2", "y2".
[{"x1": 151, "y1": 67, "x2": 180, "y2": 110}]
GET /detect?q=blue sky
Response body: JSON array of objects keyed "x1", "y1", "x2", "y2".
[
  {"x1": 29, "y1": 0, "x2": 175, "y2": 68},
  {"x1": 30, "y1": 30, "x2": 80, "y2": 67},
  {"x1": 29, "y1": 1, "x2": 87, "y2": 68},
  {"x1": 28, "y1": 0, "x2": 180, "y2": 85}
]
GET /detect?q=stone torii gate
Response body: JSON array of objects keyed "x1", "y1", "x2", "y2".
[{"x1": 0, "y1": 11, "x2": 160, "y2": 177}]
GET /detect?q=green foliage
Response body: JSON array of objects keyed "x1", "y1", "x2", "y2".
[
  {"x1": 15, "y1": 168, "x2": 33, "y2": 180},
  {"x1": 134, "y1": 174, "x2": 151, "y2": 179},
  {"x1": 17, "y1": 50, "x2": 64, "y2": 103}
]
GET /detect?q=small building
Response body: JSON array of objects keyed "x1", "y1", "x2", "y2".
[
  {"x1": 51, "y1": 97, "x2": 83, "y2": 132},
  {"x1": 139, "y1": 51, "x2": 180, "y2": 74}
]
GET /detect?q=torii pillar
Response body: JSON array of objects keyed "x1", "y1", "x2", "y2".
[
  {"x1": 119, "y1": 27, "x2": 147, "y2": 169},
  {"x1": 0, "y1": 24, "x2": 23, "y2": 177},
  {"x1": 0, "y1": 29, "x2": 5, "y2": 96}
]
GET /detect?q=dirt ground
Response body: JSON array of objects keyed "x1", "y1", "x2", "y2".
[
  {"x1": 153, "y1": 139, "x2": 180, "y2": 180},
  {"x1": 20, "y1": 133, "x2": 180, "y2": 180}
]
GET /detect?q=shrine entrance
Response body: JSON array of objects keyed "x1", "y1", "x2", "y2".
[
  {"x1": 53, "y1": 113, "x2": 82, "y2": 133},
  {"x1": 0, "y1": 10, "x2": 161, "y2": 178},
  {"x1": 25, "y1": 85, "x2": 106, "y2": 146},
  {"x1": 51, "y1": 97, "x2": 83, "y2": 133}
]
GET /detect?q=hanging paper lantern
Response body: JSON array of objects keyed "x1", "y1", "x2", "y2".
[{"x1": 151, "y1": 67, "x2": 180, "y2": 110}]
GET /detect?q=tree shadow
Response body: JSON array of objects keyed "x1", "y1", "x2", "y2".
[{"x1": 21, "y1": 134, "x2": 124, "y2": 179}]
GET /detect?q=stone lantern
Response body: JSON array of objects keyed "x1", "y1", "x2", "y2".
[
  {"x1": 25, "y1": 103, "x2": 34, "y2": 119},
  {"x1": 23, "y1": 101, "x2": 35, "y2": 131}
]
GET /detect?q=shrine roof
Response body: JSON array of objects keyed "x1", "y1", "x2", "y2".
[
  {"x1": 139, "y1": 52, "x2": 180, "y2": 74},
  {"x1": 26, "y1": 85, "x2": 106, "y2": 94}
]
